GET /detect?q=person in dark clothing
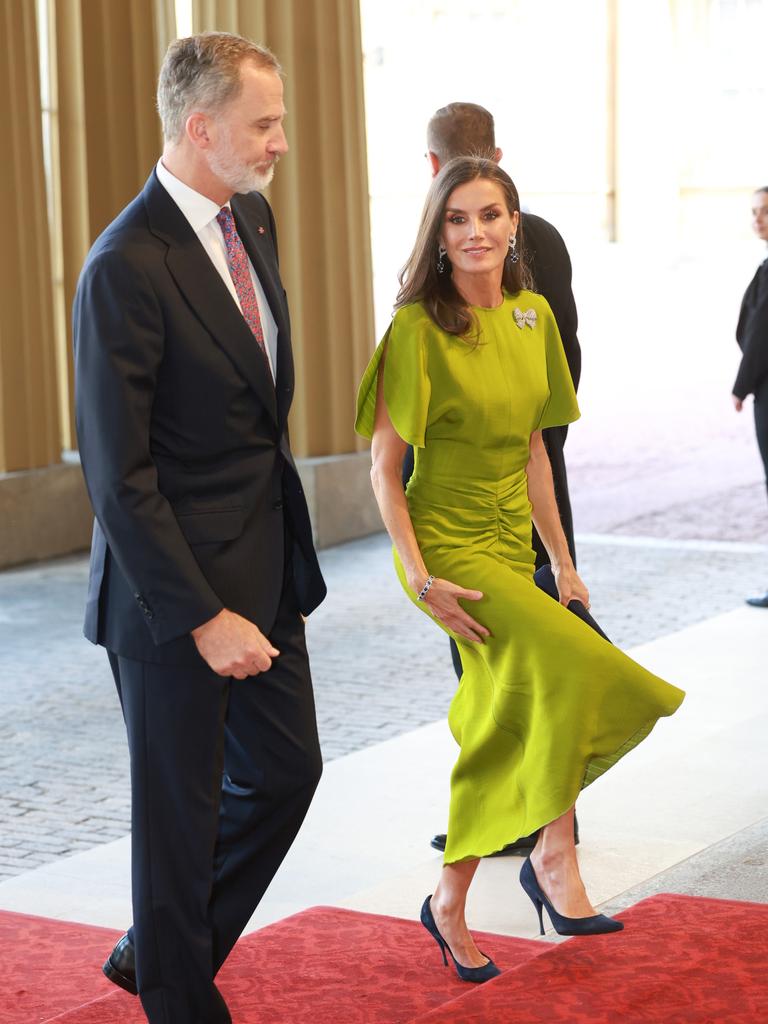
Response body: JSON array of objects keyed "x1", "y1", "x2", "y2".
[
  {"x1": 733, "y1": 186, "x2": 768, "y2": 607},
  {"x1": 74, "y1": 34, "x2": 325, "y2": 1023},
  {"x1": 408, "y1": 103, "x2": 583, "y2": 856}
]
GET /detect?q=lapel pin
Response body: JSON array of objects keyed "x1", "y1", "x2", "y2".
[{"x1": 258, "y1": 226, "x2": 266, "y2": 235}]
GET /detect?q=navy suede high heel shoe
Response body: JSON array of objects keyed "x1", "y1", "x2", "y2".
[
  {"x1": 420, "y1": 896, "x2": 502, "y2": 983},
  {"x1": 520, "y1": 857, "x2": 624, "y2": 936}
]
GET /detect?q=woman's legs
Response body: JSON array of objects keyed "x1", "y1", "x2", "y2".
[
  {"x1": 529, "y1": 805, "x2": 597, "y2": 918},
  {"x1": 430, "y1": 858, "x2": 489, "y2": 967}
]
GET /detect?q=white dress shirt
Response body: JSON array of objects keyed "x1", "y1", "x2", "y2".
[{"x1": 155, "y1": 159, "x2": 277, "y2": 381}]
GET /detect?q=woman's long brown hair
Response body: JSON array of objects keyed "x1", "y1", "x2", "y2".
[{"x1": 395, "y1": 157, "x2": 533, "y2": 340}]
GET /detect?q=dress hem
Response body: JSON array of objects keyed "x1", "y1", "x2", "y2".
[{"x1": 441, "y1": 692, "x2": 685, "y2": 866}]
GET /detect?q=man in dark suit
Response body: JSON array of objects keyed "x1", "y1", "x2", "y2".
[
  {"x1": 415, "y1": 103, "x2": 582, "y2": 857},
  {"x1": 732, "y1": 186, "x2": 768, "y2": 607},
  {"x1": 74, "y1": 33, "x2": 325, "y2": 1024}
]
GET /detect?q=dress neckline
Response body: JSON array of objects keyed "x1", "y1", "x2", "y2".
[{"x1": 470, "y1": 292, "x2": 509, "y2": 312}]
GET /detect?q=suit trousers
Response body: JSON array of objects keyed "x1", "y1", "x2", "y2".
[
  {"x1": 754, "y1": 375, "x2": 768, "y2": 502},
  {"x1": 107, "y1": 566, "x2": 322, "y2": 1024}
]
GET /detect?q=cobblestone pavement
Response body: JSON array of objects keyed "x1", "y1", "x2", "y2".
[
  {"x1": 1, "y1": 514, "x2": 766, "y2": 881},
  {"x1": 605, "y1": 480, "x2": 767, "y2": 543}
]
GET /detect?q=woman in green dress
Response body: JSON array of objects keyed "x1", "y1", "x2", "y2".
[{"x1": 355, "y1": 158, "x2": 684, "y2": 982}]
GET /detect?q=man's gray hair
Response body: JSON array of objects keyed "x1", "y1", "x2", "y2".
[{"x1": 157, "y1": 32, "x2": 281, "y2": 143}]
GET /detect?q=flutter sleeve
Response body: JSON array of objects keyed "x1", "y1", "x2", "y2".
[
  {"x1": 355, "y1": 307, "x2": 431, "y2": 447},
  {"x1": 536, "y1": 302, "x2": 581, "y2": 431}
]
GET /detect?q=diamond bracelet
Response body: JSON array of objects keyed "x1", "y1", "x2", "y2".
[{"x1": 417, "y1": 575, "x2": 435, "y2": 601}]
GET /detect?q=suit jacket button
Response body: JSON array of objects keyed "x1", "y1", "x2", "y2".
[{"x1": 273, "y1": 499, "x2": 283, "y2": 510}]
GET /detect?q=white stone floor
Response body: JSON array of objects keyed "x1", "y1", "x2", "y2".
[{"x1": 1, "y1": 601, "x2": 764, "y2": 942}]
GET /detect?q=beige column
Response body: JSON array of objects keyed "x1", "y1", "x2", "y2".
[
  {"x1": 194, "y1": 0, "x2": 375, "y2": 460},
  {"x1": 50, "y1": 0, "x2": 171, "y2": 449},
  {"x1": 605, "y1": 0, "x2": 618, "y2": 243},
  {"x1": 0, "y1": 0, "x2": 60, "y2": 472}
]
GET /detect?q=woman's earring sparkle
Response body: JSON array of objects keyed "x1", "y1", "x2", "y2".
[
  {"x1": 437, "y1": 245, "x2": 448, "y2": 274},
  {"x1": 508, "y1": 236, "x2": 520, "y2": 264}
]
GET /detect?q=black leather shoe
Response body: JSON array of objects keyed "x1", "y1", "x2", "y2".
[
  {"x1": 103, "y1": 933, "x2": 137, "y2": 995},
  {"x1": 746, "y1": 592, "x2": 768, "y2": 607},
  {"x1": 431, "y1": 816, "x2": 580, "y2": 856},
  {"x1": 430, "y1": 832, "x2": 536, "y2": 856},
  {"x1": 102, "y1": 935, "x2": 230, "y2": 1018}
]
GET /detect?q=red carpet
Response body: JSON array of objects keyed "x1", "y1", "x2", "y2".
[
  {"x1": 0, "y1": 905, "x2": 542, "y2": 1023},
  {"x1": 411, "y1": 894, "x2": 768, "y2": 1024},
  {"x1": 3, "y1": 895, "x2": 767, "y2": 1023},
  {"x1": 0, "y1": 909, "x2": 122, "y2": 1022}
]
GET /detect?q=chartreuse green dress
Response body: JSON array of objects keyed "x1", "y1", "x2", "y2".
[{"x1": 355, "y1": 289, "x2": 685, "y2": 865}]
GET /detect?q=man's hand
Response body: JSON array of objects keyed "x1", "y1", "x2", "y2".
[
  {"x1": 732, "y1": 394, "x2": 744, "y2": 412},
  {"x1": 192, "y1": 609, "x2": 279, "y2": 678}
]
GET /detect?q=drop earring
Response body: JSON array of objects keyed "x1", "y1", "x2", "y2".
[
  {"x1": 507, "y1": 236, "x2": 519, "y2": 264},
  {"x1": 437, "y1": 245, "x2": 448, "y2": 274}
]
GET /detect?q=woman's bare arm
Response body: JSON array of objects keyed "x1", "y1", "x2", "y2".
[
  {"x1": 369, "y1": 356, "x2": 490, "y2": 643},
  {"x1": 526, "y1": 430, "x2": 589, "y2": 607}
]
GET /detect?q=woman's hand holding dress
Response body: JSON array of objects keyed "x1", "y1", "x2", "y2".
[
  {"x1": 421, "y1": 578, "x2": 489, "y2": 644},
  {"x1": 552, "y1": 563, "x2": 590, "y2": 609}
]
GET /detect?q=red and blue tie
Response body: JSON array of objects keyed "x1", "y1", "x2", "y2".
[{"x1": 216, "y1": 206, "x2": 270, "y2": 371}]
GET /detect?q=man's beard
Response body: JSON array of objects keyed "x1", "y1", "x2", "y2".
[{"x1": 208, "y1": 132, "x2": 277, "y2": 194}]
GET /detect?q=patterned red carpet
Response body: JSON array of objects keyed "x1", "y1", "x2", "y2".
[
  {"x1": 411, "y1": 894, "x2": 768, "y2": 1024},
  {"x1": 1, "y1": 909, "x2": 122, "y2": 1022},
  {"x1": 1, "y1": 904, "x2": 542, "y2": 1023},
  {"x1": 3, "y1": 895, "x2": 766, "y2": 1023}
]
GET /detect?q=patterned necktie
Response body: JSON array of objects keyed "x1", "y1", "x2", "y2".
[{"x1": 216, "y1": 206, "x2": 270, "y2": 371}]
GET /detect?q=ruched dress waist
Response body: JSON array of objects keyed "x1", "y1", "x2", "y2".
[{"x1": 407, "y1": 442, "x2": 535, "y2": 572}]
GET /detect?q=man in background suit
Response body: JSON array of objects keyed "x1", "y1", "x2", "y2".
[
  {"x1": 732, "y1": 186, "x2": 768, "y2": 607},
  {"x1": 413, "y1": 103, "x2": 582, "y2": 857},
  {"x1": 74, "y1": 33, "x2": 325, "y2": 1024}
]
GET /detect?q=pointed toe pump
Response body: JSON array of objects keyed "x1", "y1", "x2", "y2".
[
  {"x1": 520, "y1": 858, "x2": 624, "y2": 937},
  {"x1": 420, "y1": 896, "x2": 502, "y2": 983}
]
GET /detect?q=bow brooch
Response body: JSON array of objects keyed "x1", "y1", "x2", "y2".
[{"x1": 513, "y1": 307, "x2": 538, "y2": 329}]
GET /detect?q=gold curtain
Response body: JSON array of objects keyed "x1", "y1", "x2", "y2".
[
  {"x1": 193, "y1": 0, "x2": 263, "y2": 34},
  {"x1": 51, "y1": 0, "x2": 173, "y2": 449},
  {"x1": 0, "y1": 0, "x2": 59, "y2": 472},
  {"x1": 193, "y1": 0, "x2": 375, "y2": 458}
]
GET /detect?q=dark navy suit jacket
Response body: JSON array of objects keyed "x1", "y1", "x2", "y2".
[
  {"x1": 74, "y1": 170, "x2": 325, "y2": 666},
  {"x1": 522, "y1": 212, "x2": 580, "y2": 393}
]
